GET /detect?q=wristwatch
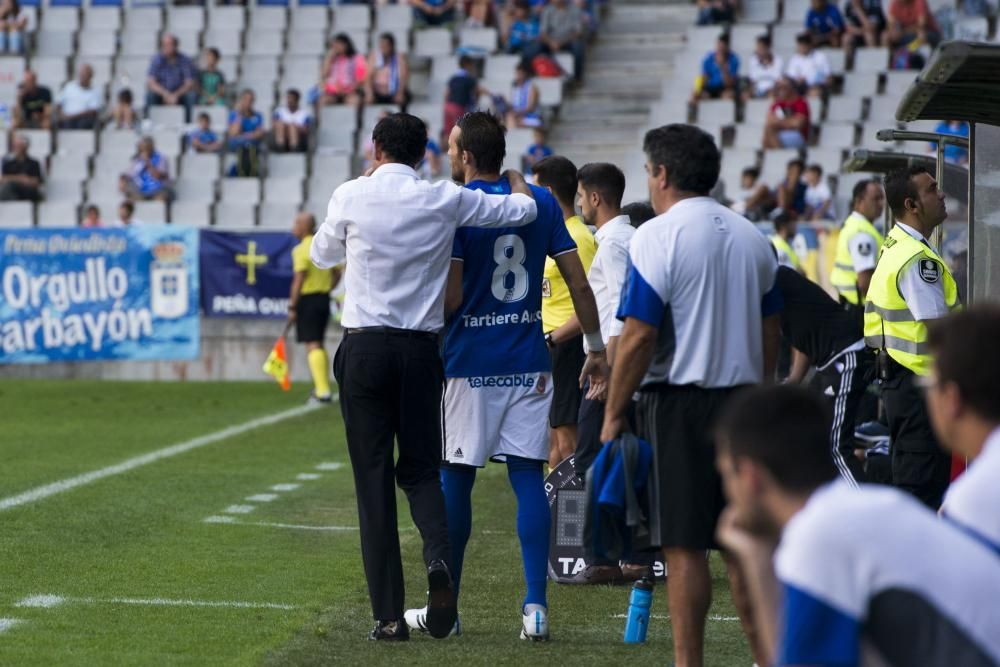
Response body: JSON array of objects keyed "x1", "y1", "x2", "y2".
[{"x1": 544, "y1": 333, "x2": 554, "y2": 348}]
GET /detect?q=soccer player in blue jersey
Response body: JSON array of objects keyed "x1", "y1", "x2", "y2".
[{"x1": 404, "y1": 111, "x2": 609, "y2": 640}]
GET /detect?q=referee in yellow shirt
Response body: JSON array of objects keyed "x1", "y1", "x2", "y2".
[
  {"x1": 288, "y1": 212, "x2": 337, "y2": 403},
  {"x1": 533, "y1": 156, "x2": 598, "y2": 468}
]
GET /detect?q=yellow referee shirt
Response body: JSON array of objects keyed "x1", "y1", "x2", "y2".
[
  {"x1": 292, "y1": 234, "x2": 333, "y2": 295},
  {"x1": 541, "y1": 215, "x2": 597, "y2": 333}
]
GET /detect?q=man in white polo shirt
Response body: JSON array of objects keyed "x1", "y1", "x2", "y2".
[
  {"x1": 601, "y1": 124, "x2": 780, "y2": 666},
  {"x1": 926, "y1": 306, "x2": 1000, "y2": 554},
  {"x1": 716, "y1": 385, "x2": 1000, "y2": 667},
  {"x1": 55, "y1": 64, "x2": 103, "y2": 130}
]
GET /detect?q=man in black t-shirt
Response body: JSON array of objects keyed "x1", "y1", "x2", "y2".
[
  {"x1": 775, "y1": 266, "x2": 874, "y2": 483},
  {"x1": 0, "y1": 134, "x2": 43, "y2": 202},
  {"x1": 14, "y1": 70, "x2": 53, "y2": 130}
]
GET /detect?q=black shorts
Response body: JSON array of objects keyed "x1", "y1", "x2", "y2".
[
  {"x1": 635, "y1": 384, "x2": 743, "y2": 550},
  {"x1": 295, "y1": 292, "x2": 331, "y2": 343},
  {"x1": 548, "y1": 334, "x2": 585, "y2": 428}
]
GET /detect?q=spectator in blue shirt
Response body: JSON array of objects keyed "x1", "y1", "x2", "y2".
[
  {"x1": 146, "y1": 33, "x2": 197, "y2": 121},
  {"x1": 188, "y1": 112, "x2": 222, "y2": 153},
  {"x1": 806, "y1": 0, "x2": 846, "y2": 47},
  {"x1": 227, "y1": 90, "x2": 265, "y2": 177},
  {"x1": 120, "y1": 136, "x2": 172, "y2": 202},
  {"x1": 693, "y1": 34, "x2": 740, "y2": 101},
  {"x1": 523, "y1": 126, "x2": 552, "y2": 176},
  {"x1": 408, "y1": 0, "x2": 457, "y2": 27},
  {"x1": 505, "y1": 0, "x2": 540, "y2": 54}
]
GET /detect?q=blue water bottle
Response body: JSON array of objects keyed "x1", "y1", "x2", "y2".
[{"x1": 623, "y1": 576, "x2": 654, "y2": 643}]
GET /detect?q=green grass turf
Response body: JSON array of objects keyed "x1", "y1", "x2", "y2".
[{"x1": 0, "y1": 379, "x2": 752, "y2": 666}]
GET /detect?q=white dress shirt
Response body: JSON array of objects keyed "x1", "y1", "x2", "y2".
[
  {"x1": 894, "y1": 221, "x2": 951, "y2": 321},
  {"x1": 584, "y1": 214, "x2": 634, "y2": 352},
  {"x1": 55, "y1": 80, "x2": 103, "y2": 116},
  {"x1": 311, "y1": 163, "x2": 538, "y2": 332}
]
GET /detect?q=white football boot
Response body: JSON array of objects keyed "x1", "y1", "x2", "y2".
[
  {"x1": 403, "y1": 606, "x2": 461, "y2": 637},
  {"x1": 520, "y1": 603, "x2": 549, "y2": 641}
]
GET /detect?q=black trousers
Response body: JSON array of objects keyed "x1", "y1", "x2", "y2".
[
  {"x1": 816, "y1": 348, "x2": 875, "y2": 485},
  {"x1": 332, "y1": 330, "x2": 451, "y2": 621},
  {"x1": 882, "y1": 367, "x2": 952, "y2": 509}
]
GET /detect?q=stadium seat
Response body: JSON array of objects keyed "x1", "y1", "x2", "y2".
[
  {"x1": 0, "y1": 202, "x2": 34, "y2": 228},
  {"x1": 782, "y1": 0, "x2": 811, "y2": 23},
  {"x1": 760, "y1": 148, "x2": 801, "y2": 183},
  {"x1": 724, "y1": 148, "x2": 760, "y2": 171},
  {"x1": 134, "y1": 200, "x2": 167, "y2": 224},
  {"x1": 239, "y1": 79, "x2": 276, "y2": 110},
  {"x1": 19, "y1": 129, "x2": 52, "y2": 160},
  {"x1": 86, "y1": 57, "x2": 114, "y2": 88},
  {"x1": 317, "y1": 125, "x2": 355, "y2": 152},
  {"x1": 263, "y1": 177, "x2": 302, "y2": 203},
  {"x1": 32, "y1": 56, "x2": 69, "y2": 88},
  {"x1": 79, "y1": 29, "x2": 118, "y2": 58},
  {"x1": 841, "y1": 72, "x2": 879, "y2": 98},
  {"x1": 318, "y1": 105, "x2": 358, "y2": 132},
  {"x1": 49, "y1": 150, "x2": 90, "y2": 176},
  {"x1": 37, "y1": 202, "x2": 78, "y2": 228},
  {"x1": 191, "y1": 105, "x2": 229, "y2": 132},
  {"x1": 42, "y1": 7, "x2": 81, "y2": 32},
  {"x1": 36, "y1": 30, "x2": 76, "y2": 58},
  {"x1": 955, "y1": 16, "x2": 989, "y2": 40},
  {"x1": 697, "y1": 99, "x2": 736, "y2": 126},
  {"x1": 825, "y1": 96, "x2": 865, "y2": 123},
  {"x1": 866, "y1": 96, "x2": 899, "y2": 124},
  {"x1": 120, "y1": 31, "x2": 158, "y2": 58},
  {"x1": 818, "y1": 123, "x2": 857, "y2": 149},
  {"x1": 174, "y1": 177, "x2": 217, "y2": 202},
  {"x1": 239, "y1": 55, "x2": 279, "y2": 83},
  {"x1": 221, "y1": 178, "x2": 261, "y2": 204},
  {"x1": 100, "y1": 128, "x2": 140, "y2": 155},
  {"x1": 123, "y1": 6, "x2": 163, "y2": 36},
  {"x1": 733, "y1": 124, "x2": 766, "y2": 149},
  {"x1": 536, "y1": 78, "x2": 563, "y2": 107},
  {"x1": 170, "y1": 201, "x2": 211, "y2": 226},
  {"x1": 149, "y1": 106, "x2": 186, "y2": 129},
  {"x1": 730, "y1": 24, "x2": 767, "y2": 54},
  {"x1": 82, "y1": 6, "x2": 122, "y2": 31},
  {"x1": 86, "y1": 175, "x2": 122, "y2": 202},
  {"x1": 742, "y1": 0, "x2": 778, "y2": 23},
  {"x1": 258, "y1": 201, "x2": 298, "y2": 228},
  {"x1": 203, "y1": 27, "x2": 242, "y2": 58},
  {"x1": 376, "y1": 3, "x2": 412, "y2": 32},
  {"x1": 807, "y1": 147, "x2": 845, "y2": 175},
  {"x1": 180, "y1": 151, "x2": 221, "y2": 178},
  {"x1": 166, "y1": 6, "x2": 205, "y2": 32},
  {"x1": 208, "y1": 5, "x2": 245, "y2": 31},
  {"x1": 289, "y1": 6, "x2": 328, "y2": 35},
  {"x1": 822, "y1": 48, "x2": 846, "y2": 76},
  {"x1": 214, "y1": 202, "x2": 257, "y2": 228},
  {"x1": 853, "y1": 47, "x2": 889, "y2": 74},
  {"x1": 244, "y1": 29, "x2": 284, "y2": 57},
  {"x1": 171, "y1": 28, "x2": 202, "y2": 55},
  {"x1": 249, "y1": 6, "x2": 287, "y2": 32},
  {"x1": 414, "y1": 28, "x2": 453, "y2": 58},
  {"x1": 267, "y1": 154, "x2": 306, "y2": 179},
  {"x1": 332, "y1": 4, "x2": 369, "y2": 31},
  {"x1": 286, "y1": 31, "x2": 325, "y2": 57},
  {"x1": 303, "y1": 197, "x2": 329, "y2": 225},
  {"x1": 44, "y1": 179, "x2": 83, "y2": 203},
  {"x1": 771, "y1": 24, "x2": 801, "y2": 51},
  {"x1": 884, "y1": 71, "x2": 916, "y2": 97},
  {"x1": 431, "y1": 55, "x2": 461, "y2": 81},
  {"x1": 459, "y1": 27, "x2": 498, "y2": 53}
]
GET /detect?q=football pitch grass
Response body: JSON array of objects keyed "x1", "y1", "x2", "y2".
[{"x1": 0, "y1": 379, "x2": 752, "y2": 666}]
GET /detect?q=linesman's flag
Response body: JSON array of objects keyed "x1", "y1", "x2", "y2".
[{"x1": 263, "y1": 336, "x2": 291, "y2": 391}]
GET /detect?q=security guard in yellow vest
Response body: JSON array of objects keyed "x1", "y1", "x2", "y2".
[
  {"x1": 864, "y1": 166, "x2": 960, "y2": 508},
  {"x1": 770, "y1": 213, "x2": 804, "y2": 273},
  {"x1": 831, "y1": 179, "x2": 885, "y2": 308}
]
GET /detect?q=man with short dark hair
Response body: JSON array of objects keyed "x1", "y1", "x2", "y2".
[
  {"x1": 864, "y1": 165, "x2": 960, "y2": 508},
  {"x1": 715, "y1": 385, "x2": 1000, "y2": 667},
  {"x1": 601, "y1": 124, "x2": 780, "y2": 667},
  {"x1": 0, "y1": 133, "x2": 42, "y2": 201},
  {"x1": 56, "y1": 64, "x2": 102, "y2": 130},
  {"x1": 533, "y1": 155, "x2": 598, "y2": 468},
  {"x1": 693, "y1": 34, "x2": 740, "y2": 101},
  {"x1": 311, "y1": 112, "x2": 540, "y2": 642},
  {"x1": 621, "y1": 201, "x2": 655, "y2": 228},
  {"x1": 926, "y1": 306, "x2": 1000, "y2": 552},
  {"x1": 13, "y1": 70, "x2": 52, "y2": 130},
  {"x1": 831, "y1": 178, "x2": 885, "y2": 310},
  {"x1": 146, "y1": 33, "x2": 197, "y2": 119}
]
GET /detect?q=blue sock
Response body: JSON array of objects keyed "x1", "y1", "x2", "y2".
[
  {"x1": 440, "y1": 464, "x2": 476, "y2": 600},
  {"x1": 506, "y1": 456, "x2": 550, "y2": 609}
]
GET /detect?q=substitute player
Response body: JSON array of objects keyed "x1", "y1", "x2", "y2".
[
  {"x1": 288, "y1": 212, "x2": 337, "y2": 403},
  {"x1": 404, "y1": 112, "x2": 608, "y2": 640}
]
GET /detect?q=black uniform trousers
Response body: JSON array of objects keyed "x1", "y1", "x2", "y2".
[
  {"x1": 333, "y1": 330, "x2": 451, "y2": 621},
  {"x1": 816, "y1": 347, "x2": 875, "y2": 485},
  {"x1": 881, "y1": 365, "x2": 952, "y2": 509}
]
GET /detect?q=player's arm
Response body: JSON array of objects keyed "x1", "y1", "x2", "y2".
[
  {"x1": 548, "y1": 313, "x2": 581, "y2": 345},
  {"x1": 554, "y1": 250, "x2": 609, "y2": 389},
  {"x1": 445, "y1": 259, "x2": 464, "y2": 318}
]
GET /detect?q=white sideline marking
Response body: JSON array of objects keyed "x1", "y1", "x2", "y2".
[
  {"x1": 245, "y1": 493, "x2": 279, "y2": 503},
  {"x1": 18, "y1": 594, "x2": 296, "y2": 611},
  {"x1": 609, "y1": 613, "x2": 739, "y2": 622},
  {"x1": 0, "y1": 404, "x2": 321, "y2": 513},
  {"x1": 295, "y1": 473, "x2": 321, "y2": 481},
  {"x1": 203, "y1": 515, "x2": 236, "y2": 524},
  {"x1": 315, "y1": 462, "x2": 344, "y2": 471},
  {"x1": 210, "y1": 517, "x2": 359, "y2": 532},
  {"x1": 223, "y1": 505, "x2": 256, "y2": 515},
  {"x1": 17, "y1": 595, "x2": 65, "y2": 608},
  {"x1": 270, "y1": 483, "x2": 301, "y2": 492},
  {"x1": 0, "y1": 618, "x2": 23, "y2": 633}
]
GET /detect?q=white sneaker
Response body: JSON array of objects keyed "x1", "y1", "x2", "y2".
[
  {"x1": 520, "y1": 603, "x2": 549, "y2": 641},
  {"x1": 404, "y1": 606, "x2": 461, "y2": 637}
]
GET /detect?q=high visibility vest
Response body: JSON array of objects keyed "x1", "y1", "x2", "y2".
[
  {"x1": 831, "y1": 212, "x2": 884, "y2": 305},
  {"x1": 863, "y1": 225, "x2": 960, "y2": 376},
  {"x1": 770, "y1": 234, "x2": 802, "y2": 272}
]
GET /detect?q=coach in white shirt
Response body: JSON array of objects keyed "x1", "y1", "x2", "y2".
[
  {"x1": 310, "y1": 112, "x2": 538, "y2": 642},
  {"x1": 601, "y1": 124, "x2": 780, "y2": 667},
  {"x1": 56, "y1": 64, "x2": 102, "y2": 130},
  {"x1": 926, "y1": 306, "x2": 1000, "y2": 554}
]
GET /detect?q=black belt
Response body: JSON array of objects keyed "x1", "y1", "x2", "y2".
[{"x1": 346, "y1": 326, "x2": 438, "y2": 341}]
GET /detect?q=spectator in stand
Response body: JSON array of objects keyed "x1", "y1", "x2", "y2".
[
  {"x1": 0, "y1": 0, "x2": 27, "y2": 54},
  {"x1": 930, "y1": 120, "x2": 969, "y2": 165},
  {"x1": 464, "y1": 0, "x2": 497, "y2": 28},
  {"x1": 885, "y1": 0, "x2": 941, "y2": 48},
  {"x1": 731, "y1": 166, "x2": 776, "y2": 220},
  {"x1": 417, "y1": 134, "x2": 442, "y2": 180},
  {"x1": 121, "y1": 136, "x2": 171, "y2": 202},
  {"x1": 81, "y1": 205, "x2": 102, "y2": 228},
  {"x1": 806, "y1": 0, "x2": 846, "y2": 47},
  {"x1": 696, "y1": 0, "x2": 736, "y2": 25},
  {"x1": 109, "y1": 89, "x2": 138, "y2": 129},
  {"x1": 785, "y1": 33, "x2": 833, "y2": 96},
  {"x1": 442, "y1": 55, "x2": 488, "y2": 146},
  {"x1": 320, "y1": 34, "x2": 367, "y2": 107},
  {"x1": 0, "y1": 134, "x2": 41, "y2": 201},
  {"x1": 13, "y1": 70, "x2": 51, "y2": 130},
  {"x1": 803, "y1": 164, "x2": 835, "y2": 220},
  {"x1": 776, "y1": 159, "x2": 808, "y2": 220},
  {"x1": 523, "y1": 126, "x2": 552, "y2": 176},
  {"x1": 763, "y1": 77, "x2": 810, "y2": 149},
  {"x1": 197, "y1": 47, "x2": 226, "y2": 107},
  {"x1": 844, "y1": 0, "x2": 887, "y2": 50},
  {"x1": 538, "y1": 0, "x2": 586, "y2": 83},
  {"x1": 365, "y1": 33, "x2": 410, "y2": 110},
  {"x1": 692, "y1": 33, "x2": 740, "y2": 103},
  {"x1": 146, "y1": 34, "x2": 197, "y2": 120},
  {"x1": 55, "y1": 64, "x2": 102, "y2": 130},
  {"x1": 744, "y1": 35, "x2": 783, "y2": 101},
  {"x1": 227, "y1": 89, "x2": 265, "y2": 177},
  {"x1": 273, "y1": 88, "x2": 312, "y2": 153},
  {"x1": 409, "y1": 0, "x2": 457, "y2": 27},
  {"x1": 504, "y1": 0, "x2": 540, "y2": 55},
  {"x1": 188, "y1": 112, "x2": 223, "y2": 153},
  {"x1": 506, "y1": 61, "x2": 542, "y2": 129},
  {"x1": 115, "y1": 200, "x2": 143, "y2": 227}
]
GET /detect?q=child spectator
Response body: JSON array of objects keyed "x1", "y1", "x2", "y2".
[
  {"x1": 506, "y1": 61, "x2": 542, "y2": 129},
  {"x1": 785, "y1": 33, "x2": 833, "y2": 95},
  {"x1": 806, "y1": 0, "x2": 846, "y2": 47},
  {"x1": 0, "y1": 0, "x2": 27, "y2": 54},
  {"x1": 273, "y1": 88, "x2": 312, "y2": 153},
  {"x1": 803, "y1": 164, "x2": 835, "y2": 220},
  {"x1": 523, "y1": 126, "x2": 552, "y2": 176},
  {"x1": 320, "y1": 34, "x2": 366, "y2": 107},
  {"x1": 505, "y1": 0, "x2": 540, "y2": 54},
  {"x1": 227, "y1": 89, "x2": 265, "y2": 177},
  {"x1": 745, "y1": 35, "x2": 784, "y2": 100},
  {"x1": 197, "y1": 47, "x2": 226, "y2": 106},
  {"x1": 775, "y1": 159, "x2": 808, "y2": 220},
  {"x1": 109, "y1": 89, "x2": 138, "y2": 129},
  {"x1": 188, "y1": 112, "x2": 223, "y2": 153},
  {"x1": 81, "y1": 204, "x2": 102, "y2": 228},
  {"x1": 731, "y1": 166, "x2": 777, "y2": 221},
  {"x1": 442, "y1": 55, "x2": 488, "y2": 145}
]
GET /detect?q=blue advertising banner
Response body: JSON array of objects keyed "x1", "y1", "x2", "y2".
[
  {"x1": 0, "y1": 226, "x2": 200, "y2": 364},
  {"x1": 199, "y1": 230, "x2": 296, "y2": 319}
]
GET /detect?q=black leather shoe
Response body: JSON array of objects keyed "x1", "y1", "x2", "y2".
[
  {"x1": 369, "y1": 620, "x2": 409, "y2": 641},
  {"x1": 424, "y1": 560, "x2": 458, "y2": 639}
]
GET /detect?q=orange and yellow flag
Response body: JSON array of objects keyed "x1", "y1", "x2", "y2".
[{"x1": 262, "y1": 336, "x2": 291, "y2": 391}]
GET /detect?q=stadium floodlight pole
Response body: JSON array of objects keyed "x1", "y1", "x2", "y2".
[{"x1": 876, "y1": 128, "x2": 970, "y2": 250}]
